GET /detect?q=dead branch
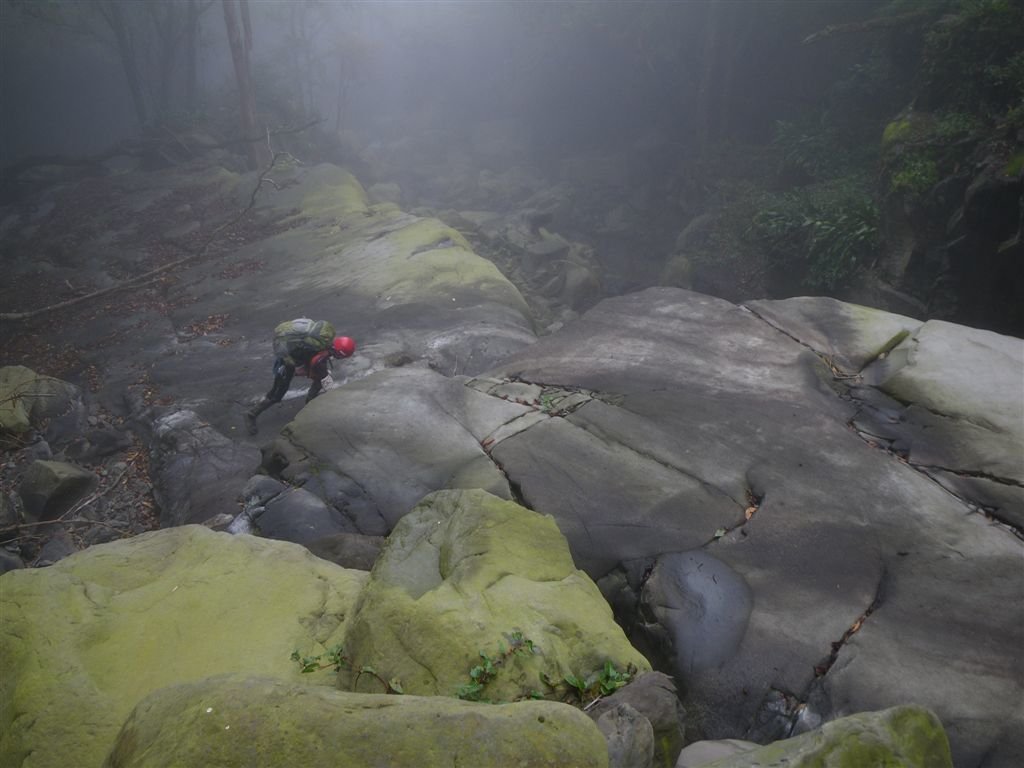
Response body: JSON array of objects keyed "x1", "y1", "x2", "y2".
[
  {"x1": 0, "y1": 150, "x2": 288, "y2": 323},
  {"x1": 802, "y1": 11, "x2": 931, "y2": 45},
  {"x1": 1, "y1": 119, "x2": 319, "y2": 181}
]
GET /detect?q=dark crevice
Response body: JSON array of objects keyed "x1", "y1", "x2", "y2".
[
  {"x1": 704, "y1": 489, "x2": 762, "y2": 546},
  {"x1": 846, "y1": 418, "x2": 1024, "y2": 540},
  {"x1": 741, "y1": 304, "x2": 863, "y2": 379},
  {"x1": 813, "y1": 569, "x2": 886, "y2": 681},
  {"x1": 915, "y1": 463, "x2": 1023, "y2": 489}
]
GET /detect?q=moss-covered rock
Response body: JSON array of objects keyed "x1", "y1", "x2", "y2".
[
  {"x1": 698, "y1": 705, "x2": 952, "y2": 767},
  {"x1": 881, "y1": 112, "x2": 934, "y2": 149},
  {"x1": 341, "y1": 488, "x2": 650, "y2": 700},
  {"x1": 0, "y1": 526, "x2": 368, "y2": 768},
  {"x1": 0, "y1": 365, "x2": 80, "y2": 437},
  {"x1": 104, "y1": 675, "x2": 609, "y2": 768}
]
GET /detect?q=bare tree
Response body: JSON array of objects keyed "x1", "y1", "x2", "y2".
[
  {"x1": 7, "y1": 0, "x2": 215, "y2": 129},
  {"x1": 222, "y1": 0, "x2": 269, "y2": 168}
]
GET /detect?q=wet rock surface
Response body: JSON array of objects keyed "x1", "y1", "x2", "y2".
[
  {"x1": 265, "y1": 287, "x2": 1022, "y2": 766},
  {"x1": 1, "y1": 159, "x2": 1020, "y2": 767}
]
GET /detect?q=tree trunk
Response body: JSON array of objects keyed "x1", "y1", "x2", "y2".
[
  {"x1": 222, "y1": 0, "x2": 268, "y2": 168},
  {"x1": 695, "y1": 0, "x2": 724, "y2": 153},
  {"x1": 184, "y1": 0, "x2": 199, "y2": 112},
  {"x1": 152, "y1": 4, "x2": 181, "y2": 120},
  {"x1": 335, "y1": 51, "x2": 346, "y2": 133},
  {"x1": 104, "y1": 1, "x2": 149, "y2": 129}
]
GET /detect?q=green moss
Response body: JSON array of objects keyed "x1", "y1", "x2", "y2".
[
  {"x1": 1002, "y1": 150, "x2": 1024, "y2": 176},
  {"x1": 882, "y1": 117, "x2": 915, "y2": 147},
  {"x1": 699, "y1": 705, "x2": 952, "y2": 768},
  {"x1": 299, "y1": 166, "x2": 369, "y2": 219},
  {"x1": 890, "y1": 154, "x2": 939, "y2": 196},
  {"x1": 884, "y1": 706, "x2": 954, "y2": 767},
  {"x1": 869, "y1": 330, "x2": 911, "y2": 362}
]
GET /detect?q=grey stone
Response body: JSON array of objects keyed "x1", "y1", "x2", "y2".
[
  {"x1": 240, "y1": 474, "x2": 287, "y2": 505},
  {"x1": 588, "y1": 673, "x2": 686, "y2": 768},
  {"x1": 150, "y1": 410, "x2": 259, "y2": 527},
  {"x1": 34, "y1": 530, "x2": 76, "y2": 566},
  {"x1": 254, "y1": 486, "x2": 349, "y2": 545},
  {"x1": 0, "y1": 546, "x2": 24, "y2": 574},
  {"x1": 305, "y1": 532, "x2": 384, "y2": 570},
  {"x1": 638, "y1": 552, "x2": 753, "y2": 677},
  {"x1": 17, "y1": 460, "x2": 97, "y2": 522},
  {"x1": 596, "y1": 702, "x2": 655, "y2": 768},
  {"x1": 674, "y1": 739, "x2": 759, "y2": 767}
]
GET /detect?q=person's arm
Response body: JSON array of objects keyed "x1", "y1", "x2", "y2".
[{"x1": 305, "y1": 356, "x2": 329, "y2": 402}]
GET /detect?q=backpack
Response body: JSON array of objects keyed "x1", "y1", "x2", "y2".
[{"x1": 272, "y1": 318, "x2": 335, "y2": 365}]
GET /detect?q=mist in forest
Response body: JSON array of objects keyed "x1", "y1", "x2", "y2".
[
  {"x1": 1, "y1": 0, "x2": 1022, "y2": 334},
  {"x1": 0, "y1": 1, "x2": 864, "y2": 164}
]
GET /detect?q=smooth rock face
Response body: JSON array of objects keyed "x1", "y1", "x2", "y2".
[
  {"x1": 104, "y1": 676, "x2": 610, "y2": 768},
  {"x1": 678, "y1": 705, "x2": 952, "y2": 768},
  {"x1": 150, "y1": 410, "x2": 258, "y2": 527},
  {"x1": 0, "y1": 526, "x2": 367, "y2": 768},
  {"x1": 639, "y1": 552, "x2": 753, "y2": 676},
  {"x1": 134, "y1": 164, "x2": 537, "y2": 438},
  {"x1": 263, "y1": 366, "x2": 527, "y2": 532},
  {"x1": 340, "y1": 488, "x2": 650, "y2": 700},
  {"x1": 271, "y1": 287, "x2": 1022, "y2": 767}
]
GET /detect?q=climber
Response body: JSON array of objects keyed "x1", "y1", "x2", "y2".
[{"x1": 244, "y1": 318, "x2": 356, "y2": 435}]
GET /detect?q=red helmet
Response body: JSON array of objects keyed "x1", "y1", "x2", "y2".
[{"x1": 332, "y1": 336, "x2": 356, "y2": 357}]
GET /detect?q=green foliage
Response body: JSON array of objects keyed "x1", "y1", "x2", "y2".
[
  {"x1": 889, "y1": 154, "x2": 940, "y2": 196},
  {"x1": 455, "y1": 631, "x2": 537, "y2": 702},
  {"x1": 290, "y1": 644, "x2": 350, "y2": 674},
  {"x1": 882, "y1": 117, "x2": 918, "y2": 147},
  {"x1": 774, "y1": 120, "x2": 848, "y2": 180},
  {"x1": 922, "y1": 0, "x2": 1024, "y2": 114},
  {"x1": 1002, "y1": 151, "x2": 1024, "y2": 177},
  {"x1": 749, "y1": 179, "x2": 879, "y2": 291},
  {"x1": 933, "y1": 111, "x2": 982, "y2": 140},
  {"x1": 773, "y1": 113, "x2": 879, "y2": 183},
  {"x1": 562, "y1": 661, "x2": 635, "y2": 704}
]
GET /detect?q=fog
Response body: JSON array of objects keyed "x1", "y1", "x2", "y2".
[
  {"x1": 1, "y1": 1, "x2": 849, "y2": 163},
  {"x1": 2, "y1": 0, "x2": 1021, "y2": 333}
]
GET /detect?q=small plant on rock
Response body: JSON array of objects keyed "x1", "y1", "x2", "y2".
[
  {"x1": 560, "y1": 661, "x2": 637, "y2": 707},
  {"x1": 456, "y1": 630, "x2": 538, "y2": 702},
  {"x1": 290, "y1": 643, "x2": 350, "y2": 673}
]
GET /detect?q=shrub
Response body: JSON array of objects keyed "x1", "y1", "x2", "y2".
[{"x1": 749, "y1": 179, "x2": 879, "y2": 291}]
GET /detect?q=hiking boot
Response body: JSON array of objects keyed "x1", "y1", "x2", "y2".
[
  {"x1": 244, "y1": 398, "x2": 272, "y2": 435},
  {"x1": 243, "y1": 410, "x2": 259, "y2": 435}
]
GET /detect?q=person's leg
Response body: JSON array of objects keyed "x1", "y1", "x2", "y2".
[{"x1": 245, "y1": 360, "x2": 293, "y2": 434}]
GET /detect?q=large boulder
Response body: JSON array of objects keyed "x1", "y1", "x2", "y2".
[
  {"x1": 105, "y1": 675, "x2": 609, "y2": 768},
  {"x1": 676, "y1": 705, "x2": 951, "y2": 767},
  {"x1": 273, "y1": 287, "x2": 1022, "y2": 767},
  {"x1": 340, "y1": 488, "x2": 650, "y2": 700},
  {"x1": 150, "y1": 410, "x2": 259, "y2": 527},
  {"x1": 139, "y1": 163, "x2": 537, "y2": 438},
  {"x1": 261, "y1": 366, "x2": 529, "y2": 534},
  {"x1": 0, "y1": 526, "x2": 368, "y2": 768}
]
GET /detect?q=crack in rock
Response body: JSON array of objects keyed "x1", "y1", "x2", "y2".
[
  {"x1": 812, "y1": 570, "x2": 885, "y2": 681},
  {"x1": 845, "y1": 418, "x2": 1023, "y2": 540},
  {"x1": 704, "y1": 489, "x2": 762, "y2": 545}
]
